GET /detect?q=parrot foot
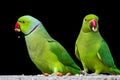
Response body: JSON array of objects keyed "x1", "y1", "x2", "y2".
[
  {"x1": 80, "y1": 70, "x2": 88, "y2": 76},
  {"x1": 43, "y1": 73, "x2": 49, "y2": 76},
  {"x1": 65, "y1": 72, "x2": 71, "y2": 76},
  {"x1": 56, "y1": 72, "x2": 63, "y2": 76},
  {"x1": 51, "y1": 72, "x2": 63, "y2": 76}
]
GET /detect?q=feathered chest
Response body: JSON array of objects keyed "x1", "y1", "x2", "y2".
[{"x1": 77, "y1": 32, "x2": 102, "y2": 53}]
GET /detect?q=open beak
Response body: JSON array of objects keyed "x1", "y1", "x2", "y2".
[
  {"x1": 14, "y1": 22, "x2": 20, "y2": 32},
  {"x1": 90, "y1": 19, "x2": 97, "y2": 32}
]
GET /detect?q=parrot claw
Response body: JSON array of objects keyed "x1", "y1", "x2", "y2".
[
  {"x1": 80, "y1": 70, "x2": 88, "y2": 76},
  {"x1": 65, "y1": 72, "x2": 71, "y2": 76},
  {"x1": 43, "y1": 73, "x2": 49, "y2": 76},
  {"x1": 56, "y1": 72, "x2": 63, "y2": 76},
  {"x1": 51, "y1": 72, "x2": 63, "y2": 76}
]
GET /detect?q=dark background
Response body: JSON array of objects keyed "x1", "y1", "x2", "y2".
[{"x1": 0, "y1": 1, "x2": 120, "y2": 75}]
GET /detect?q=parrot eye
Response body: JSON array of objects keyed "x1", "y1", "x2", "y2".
[
  {"x1": 84, "y1": 19, "x2": 87, "y2": 22},
  {"x1": 22, "y1": 21, "x2": 26, "y2": 23}
]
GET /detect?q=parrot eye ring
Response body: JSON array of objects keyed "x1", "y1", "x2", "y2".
[{"x1": 84, "y1": 19, "x2": 87, "y2": 22}]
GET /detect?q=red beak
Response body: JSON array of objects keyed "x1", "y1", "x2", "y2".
[
  {"x1": 14, "y1": 22, "x2": 20, "y2": 32},
  {"x1": 90, "y1": 19, "x2": 97, "y2": 27}
]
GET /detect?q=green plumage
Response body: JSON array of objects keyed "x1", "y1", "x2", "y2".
[
  {"x1": 15, "y1": 15, "x2": 80, "y2": 75},
  {"x1": 75, "y1": 14, "x2": 120, "y2": 74}
]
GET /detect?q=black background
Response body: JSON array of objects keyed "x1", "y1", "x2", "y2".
[{"x1": 0, "y1": 1, "x2": 120, "y2": 75}]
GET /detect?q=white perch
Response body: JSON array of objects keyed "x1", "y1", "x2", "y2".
[{"x1": 0, "y1": 75, "x2": 120, "y2": 80}]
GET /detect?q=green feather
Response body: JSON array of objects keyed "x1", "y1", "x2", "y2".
[
  {"x1": 98, "y1": 40, "x2": 115, "y2": 67},
  {"x1": 15, "y1": 15, "x2": 81, "y2": 75},
  {"x1": 75, "y1": 14, "x2": 120, "y2": 74}
]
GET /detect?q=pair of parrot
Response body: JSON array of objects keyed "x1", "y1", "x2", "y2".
[{"x1": 14, "y1": 14, "x2": 120, "y2": 76}]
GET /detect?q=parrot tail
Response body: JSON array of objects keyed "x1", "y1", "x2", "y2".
[
  {"x1": 113, "y1": 68, "x2": 120, "y2": 75},
  {"x1": 65, "y1": 66, "x2": 81, "y2": 75}
]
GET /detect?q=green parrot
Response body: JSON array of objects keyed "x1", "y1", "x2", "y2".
[
  {"x1": 75, "y1": 14, "x2": 120, "y2": 75},
  {"x1": 14, "y1": 15, "x2": 81, "y2": 76}
]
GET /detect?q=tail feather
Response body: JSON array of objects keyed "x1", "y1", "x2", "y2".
[
  {"x1": 113, "y1": 68, "x2": 120, "y2": 75},
  {"x1": 65, "y1": 65, "x2": 81, "y2": 74}
]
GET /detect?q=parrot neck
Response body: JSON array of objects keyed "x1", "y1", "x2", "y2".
[{"x1": 25, "y1": 23, "x2": 41, "y2": 36}]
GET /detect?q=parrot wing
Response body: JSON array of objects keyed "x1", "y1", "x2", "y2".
[
  {"x1": 48, "y1": 39, "x2": 79, "y2": 68},
  {"x1": 75, "y1": 44, "x2": 81, "y2": 61},
  {"x1": 97, "y1": 40, "x2": 115, "y2": 67}
]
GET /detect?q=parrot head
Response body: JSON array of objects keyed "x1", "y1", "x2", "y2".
[
  {"x1": 81, "y1": 14, "x2": 99, "y2": 33},
  {"x1": 14, "y1": 15, "x2": 41, "y2": 35}
]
